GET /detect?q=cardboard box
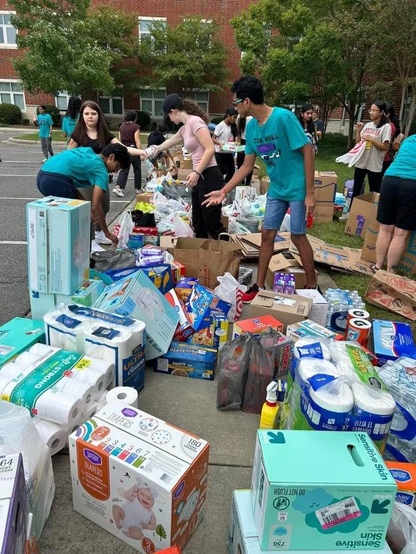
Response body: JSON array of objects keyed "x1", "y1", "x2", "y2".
[
  {"x1": 235, "y1": 186, "x2": 256, "y2": 202},
  {"x1": 135, "y1": 192, "x2": 154, "y2": 204},
  {"x1": 249, "y1": 291, "x2": 312, "y2": 332},
  {"x1": 286, "y1": 319, "x2": 337, "y2": 341},
  {"x1": 365, "y1": 270, "x2": 416, "y2": 321},
  {"x1": 175, "y1": 277, "x2": 199, "y2": 303},
  {"x1": 164, "y1": 289, "x2": 195, "y2": 342},
  {"x1": 0, "y1": 317, "x2": 45, "y2": 367},
  {"x1": 26, "y1": 196, "x2": 90, "y2": 295},
  {"x1": 397, "y1": 230, "x2": 416, "y2": 276},
  {"x1": 140, "y1": 265, "x2": 173, "y2": 294},
  {"x1": 361, "y1": 212, "x2": 380, "y2": 263},
  {"x1": 314, "y1": 171, "x2": 338, "y2": 203},
  {"x1": 251, "y1": 430, "x2": 396, "y2": 552},
  {"x1": 0, "y1": 454, "x2": 27, "y2": 554},
  {"x1": 176, "y1": 168, "x2": 192, "y2": 181},
  {"x1": 155, "y1": 342, "x2": 217, "y2": 380},
  {"x1": 93, "y1": 270, "x2": 179, "y2": 360},
  {"x1": 344, "y1": 192, "x2": 379, "y2": 238},
  {"x1": 371, "y1": 319, "x2": 416, "y2": 365},
  {"x1": 228, "y1": 489, "x2": 393, "y2": 554},
  {"x1": 314, "y1": 202, "x2": 334, "y2": 224},
  {"x1": 70, "y1": 402, "x2": 209, "y2": 553},
  {"x1": 266, "y1": 252, "x2": 318, "y2": 290},
  {"x1": 233, "y1": 315, "x2": 283, "y2": 339},
  {"x1": 296, "y1": 289, "x2": 328, "y2": 327},
  {"x1": 385, "y1": 461, "x2": 416, "y2": 508}
]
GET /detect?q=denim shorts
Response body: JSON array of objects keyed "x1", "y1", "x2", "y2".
[{"x1": 263, "y1": 196, "x2": 307, "y2": 235}]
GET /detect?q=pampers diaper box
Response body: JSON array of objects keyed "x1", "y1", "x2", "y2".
[
  {"x1": 0, "y1": 317, "x2": 45, "y2": 367},
  {"x1": 70, "y1": 402, "x2": 209, "y2": 554},
  {"x1": 251, "y1": 430, "x2": 396, "y2": 551},
  {"x1": 94, "y1": 270, "x2": 179, "y2": 360},
  {"x1": 228, "y1": 490, "x2": 393, "y2": 554},
  {"x1": 26, "y1": 197, "x2": 90, "y2": 295}
]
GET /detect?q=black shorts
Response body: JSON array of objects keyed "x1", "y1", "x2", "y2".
[{"x1": 377, "y1": 175, "x2": 416, "y2": 230}]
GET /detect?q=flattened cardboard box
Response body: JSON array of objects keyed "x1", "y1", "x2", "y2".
[{"x1": 365, "y1": 270, "x2": 416, "y2": 321}]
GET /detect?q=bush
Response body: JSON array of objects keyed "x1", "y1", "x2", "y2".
[
  {"x1": 136, "y1": 110, "x2": 151, "y2": 131},
  {"x1": 39, "y1": 105, "x2": 61, "y2": 126},
  {"x1": 0, "y1": 103, "x2": 22, "y2": 125},
  {"x1": 22, "y1": 118, "x2": 30, "y2": 125}
]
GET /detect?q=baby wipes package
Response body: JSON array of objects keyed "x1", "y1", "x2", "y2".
[
  {"x1": 385, "y1": 461, "x2": 416, "y2": 508},
  {"x1": 251, "y1": 430, "x2": 396, "y2": 551},
  {"x1": 69, "y1": 402, "x2": 209, "y2": 553},
  {"x1": 0, "y1": 317, "x2": 44, "y2": 368}
]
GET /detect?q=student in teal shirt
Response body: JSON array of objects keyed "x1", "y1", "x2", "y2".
[
  {"x1": 37, "y1": 144, "x2": 130, "y2": 246},
  {"x1": 34, "y1": 105, "x2": 54, "y2": 162},
  {"x1": 61, "y1": 96, "x2": 82, "y2": 142}
]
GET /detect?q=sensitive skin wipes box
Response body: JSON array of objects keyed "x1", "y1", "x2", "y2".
[
  {"x1": 251, "y1": 430, "x2": 396, "y2": 551},
  {"x1": 70, "y1": 402, "x2": 209, "y2": 554}
]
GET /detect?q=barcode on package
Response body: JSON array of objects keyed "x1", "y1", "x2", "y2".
[
  {"x1": 157, "y1": 359, "x2": 169, "y2": 372},
  {"x1": 315, "y1": 497, "x2": 361, "y2": 530}
]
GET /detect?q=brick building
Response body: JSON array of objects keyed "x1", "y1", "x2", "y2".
[{"x1": 0, "y1": 1, "x2": 255, "y2": 123}]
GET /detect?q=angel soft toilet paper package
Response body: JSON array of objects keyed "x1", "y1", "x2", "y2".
[
  {"x1": 69, "y1": 402, "x2": 209, "y2": 553},
  {"x1": 44, "y1": 304, "x2": 146, "y2": 392}
]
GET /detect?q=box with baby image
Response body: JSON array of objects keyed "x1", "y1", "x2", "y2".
[{"x1": 69, "y1": 402, "x2": 209, "y2": 554}]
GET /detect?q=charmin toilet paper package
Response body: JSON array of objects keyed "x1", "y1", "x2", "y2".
[
  {"x1": 44, "y1": 304, "x2": 146, "y2": 392},
  {"x1": 69, "y1": 402, "x2": 209, "y2": 553}
]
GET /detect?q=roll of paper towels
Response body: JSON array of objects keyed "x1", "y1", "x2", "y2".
[{"x1": 106, "y1": 386, "x2": 138, "y2": 408}]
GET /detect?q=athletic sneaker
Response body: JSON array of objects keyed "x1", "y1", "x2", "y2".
[
  {"x1": 42, "y1": 158, "x2": 47, "y2": 163},
  {"x1": 242, "y1": 283, "x2": 260, "y2": 303},
  {"x1": 94, "y1": 231, "x2": 113, "y2": 245},
  {"x1": 112, "y1": 186, "x2": 124, "y2": 197}
]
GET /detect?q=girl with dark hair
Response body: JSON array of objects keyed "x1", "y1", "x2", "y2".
[
  {"x1": 62, "y1": 96, "x2": 82, "y2": 140},
  {"x1": 351, "y1": 100, "x2": 391, "y2": 200},
  {"x1": 113, "y1": 110, "x2": 142, "y2": 196},
  {"x1": 297, "y1": 103, "x2": 317, "y2": 155},
  {"x1": 236, "y1": 114, "x2": 253, "y2": 185},
  {"x1": 382, "y1": 104, "x2": 401, "y2": 175},
  {"x1": 212, "y1": 107, "x2": 238, "y2": 182},
  {"x1": 147, "y1": 93, "x2": 226, "y2": 239}
]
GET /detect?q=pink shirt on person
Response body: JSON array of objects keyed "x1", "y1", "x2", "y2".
[{"x1": 178, "y1": 115, "x2": 216, "y2": 170}]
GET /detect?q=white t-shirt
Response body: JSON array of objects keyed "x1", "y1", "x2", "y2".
[
  {"x1": 213, "y1": 120, "x2": 235, "y2": 153},
  {"x1": 355, "y1": 121, "x2": 391, "y2": 172}
]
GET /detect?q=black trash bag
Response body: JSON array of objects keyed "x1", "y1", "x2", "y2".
[
  {"x1": 90, "y1": 249, "x2": 136, "y2": 272},
  {"x1": 131, "y1": 210, "x2": 156, "y2": 228}
]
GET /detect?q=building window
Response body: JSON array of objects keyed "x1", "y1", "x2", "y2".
[
  {"x1": 55, "y1": 91, "x2": 71, "y2": 111},
  {"x1": 138, "y1": 17, "x2": 166, "y2": 49},
  {"x1": 0, "y1": 81, "x2": 24, "y2": 109},
  {"x1": 0, "y1": 13, "x2": 17, "y2": 47},
  {"x1": 99, "y1": 89, "x2": 123, "y2": 115},
  {"x1": 140, "y1": 89, "x2": 166, "y2": 117},
  {"x1": 184, "y1": 90, "x2": 209, "y2": 113}
]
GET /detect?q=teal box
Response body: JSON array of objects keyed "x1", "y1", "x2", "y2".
[
  {"x1": 29, "y1": 291, "x2": 57, "y2": 320},
  {"x1": 57, "y1": 279, "x2": 105, "y2": 307},
  {"x1": 228, "y1": 490, "x2": 393, "y2": 554},
  {"x1": 0, "y1": 317, "x2": 45, "y2": 367},
  {"x1": 251, "y1": 430, "x2": 396, "y2": 551},
  {"x1": 154, "y1": 341, "x2": 217, "y2": 380},
  {"x1": 26, "y1": 196, "x2": 90, "y2": 295},
  {"x1": 93, "y1": 270, "x2": 179, "y2": 360}
]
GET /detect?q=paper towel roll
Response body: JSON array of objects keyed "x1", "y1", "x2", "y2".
[
  {"x1": 106, "y1": 386, "x2": 138, "y2": 408},
  {"x1": 33, "y1": 417, "x2": 68, "y2": 456},
  {"x1": 294, "y1": 338, "x2": 331, "y2": 361},
  {"x1": 351, "y1": 381, "x2": 396, "y2": 416},
  {"x1": 297, "y1": 358, "x2": 341, "y2": 381},
  {"x1": 309, "y1": 377, "x2": 354, "y2": 414}
]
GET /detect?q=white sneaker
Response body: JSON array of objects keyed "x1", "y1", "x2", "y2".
[
  {"x1": 112, "y1": 187, "x2": 124, "y2": 197},
  {"x1": 42, "y1": 158, "x2": 47, "y2": 163},
  {"x1": 91, "y1": 240, "x2": 105, "y2": 252},
  {"x1": 94, "y1": 231, "x2": 113, "y2": 245}
]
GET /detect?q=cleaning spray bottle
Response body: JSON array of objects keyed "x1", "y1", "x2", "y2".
[{"x1": 259, "y1": 381, "x2": 279, "y2": 429}]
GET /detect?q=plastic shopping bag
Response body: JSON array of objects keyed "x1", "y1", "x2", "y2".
[
  {"x1": 173, "y1": 214, "x2": 194, "y2": 237},
  {"x1": 112, "y1": 210, "x2": 134, "y2": 248},
  {"x1": 242, "y1": 339, "x2": 274, "y2": 414},
  {"x1": 217, "y1": 333, "x2": 253, "y2": 410},
  {"x1": 388, "y1": 501, "x2": 416, "y2": 553},
  {"x1": 214, "y1": 272, "x2": 246, "y2": 322}
]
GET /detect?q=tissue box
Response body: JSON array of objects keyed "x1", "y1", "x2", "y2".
[
  {"x1": 155, "y1": 342, "x2": 217, "y2": 380},
  {"x1": 187, "y1": 284, "x2": 231, "y2": 331},
  {"x1": 0, "y1": 317, "x2": 45, "y2": 368},
  {"x1": 94, "y1": 271, "x2": 179, "y2": 360},
  {"x1": 26, "y1": 196, "x2": 90, "y2": 295},
  {"x1": 228, "y1": 489, "x2": 393, "y2": 554},
  {"x1": 251, "y1": 430, "x2": 396, "y2": 551},
  {"x1": 70, "y1": 403, "x2": 209, "y2": 553},
  {"x1": 0, "y1": 454, "x2": 27, "y2": 554},
  {"x1": 385, "y1": 461, "x2": 416, "y2": 508},
  {"x1": 371, "y1": 320, "x2": 416, "y2": 366}
]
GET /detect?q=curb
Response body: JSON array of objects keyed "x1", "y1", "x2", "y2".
[{"x1": 7, "y1": 137, "x2": 67, "y2": 145}]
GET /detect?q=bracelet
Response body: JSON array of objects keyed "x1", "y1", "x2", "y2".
[
  {"x1": 222, "y1": 186, "x2": 227, "y2": 196},
  {"x1": 194, "y1": 170, "x2": 204, "y2": 179}
]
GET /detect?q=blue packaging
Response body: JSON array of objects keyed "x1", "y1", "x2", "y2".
[{"x1": 372, "y1": 319, "x2": 416, "y2": 366}]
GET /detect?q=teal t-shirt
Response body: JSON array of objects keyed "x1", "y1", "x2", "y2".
[
  {"x1": 385, "y1": 135, "x2": 416, "y2": 180},
  {"x1": 42, "y1": 147, "x2": 108, "y2": 191},
  {"x1": 37, "y1": 113, "x2": 53, "y2": 139},
  {"x1": 245, "y1": 107, "x2": 308, "y2": 201},
  {"x1": 62, "y1": 115, "x2": 78, "y2": 138}
]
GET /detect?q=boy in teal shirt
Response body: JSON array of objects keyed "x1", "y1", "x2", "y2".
[
  {"x1": 37, "y1": 144, "x2": 131, "y2": 246},
  {"x1": 34, "y1": 105, "x2": 54, "y2": 162}
]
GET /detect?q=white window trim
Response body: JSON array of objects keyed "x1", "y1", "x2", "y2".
[
  {"x1": 99, "y1": 93, "x2": 124, "y2": 115},
  {"x1": 140, "y1": 87, "x2": 166, "y2": 117},
  {"x1": 0, "y1": 78, "x2": 25, "y2": 109},
  {"x1": 0, "y1": 11, "x2": 17, "y2": 49},
  {"x1": 55, "y1": 91, "x2": 71, "y2": 111},
  {"x1": 138, "y1": 16, "x2": 166, "y2": 45}
]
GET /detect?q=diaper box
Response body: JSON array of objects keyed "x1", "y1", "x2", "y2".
[
  {"x1": 93, "y1": 270, "x2": 179, "y2": 360},
  {"x1": 0, "y1": 453, "x2": 28, "y2": 554},
  {"x1": 251, "y1": 430, "x2": 396, "y2": 551},
  {"x1": 0, "y1": 317, "x2": 45, "y2": 368},
  {"x1": 69, "y1": 402, "x2": 209, "y2": 553},
  {"x1": 26, "y1": 196, "x2": 90, "y2": 295},
  {"x1": 385, "y1": 461, "x2": 416, "y2": 508},
  {"x1": 233, "y1": 315, "x2": 284, "y2": 339},
  {"x1": 154, "y1": 342, "x2": 217, "y2": 381},
  {"x1": 228, "y1": 489, "x2": 393, "y2": 554},
  {"x1": 371, "y1": 320, "x2": 416, "y2": 366}
]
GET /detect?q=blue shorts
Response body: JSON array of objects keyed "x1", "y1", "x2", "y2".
[
  {"x1": 37, "y1": 171, "x2": 77, "y2": 199},
  {"x1": 263, "y1": 197, "x2": 307, "y2": 235}
]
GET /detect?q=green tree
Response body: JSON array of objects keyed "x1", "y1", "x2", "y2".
[
  {"x1": 139, "y1": 17, "x2": 228, "y2": 95},
  {"x1": 155, "y1": 523, "x2": 166, "y2": 541},
  {"x1": 10, "y1": 0, "x2": 137, "y2": 99}
]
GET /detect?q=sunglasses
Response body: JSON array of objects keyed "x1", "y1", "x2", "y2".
[
  {"x1": 232, "y1": 98, "x2": 244, "y2": 106},
  {"x1": 260, "y1": 150, "x2": 281, "y2": 161}
]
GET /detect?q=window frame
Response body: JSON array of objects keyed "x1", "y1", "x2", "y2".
[
  {"x1": 138, "y1": 16, "x2": 167, "y2": 48},
  {"x1": 99, "y1": 90, "x2": 124, "y2": 115},
  {"x1": 140, "y1": 88, "x2": 166, "y2": 117},
  {"x1": 0, "y1": 79, "x2": 25, "y2": 109},
  {"x1": 0, "y1": 11, "x2": 17, "y2": 48}
]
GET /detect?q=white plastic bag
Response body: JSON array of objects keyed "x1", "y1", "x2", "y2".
[
  {"x1": 222, "y1": 200, "x2": 242, "y2": 218},
  {"x1": 112, "y1": 210, "x2": 134, "y2": 248},
  {"x1": 214, "y1": 272, "x2": 247, "y2": 322},
  {"x1": 0, "y1": 401, "x2": 55, "y2": 539},
  {"x1": 173, "y1": 214, "x2": 194, "y2": 237},
  {"x1": 388, "y1": 501, "x2": 416, "y2": 554},
  {"x1": 228, "y1": 217, "x2": 252, "y2": 235}
]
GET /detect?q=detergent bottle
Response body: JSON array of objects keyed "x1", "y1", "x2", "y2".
[{"x1": 259, "y1": 381, "x2": 279, "y2": 429}]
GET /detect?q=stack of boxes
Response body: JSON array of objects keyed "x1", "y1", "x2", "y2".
[{"x1": 313, "y1": 171, "x2": 338, "y2": 224}]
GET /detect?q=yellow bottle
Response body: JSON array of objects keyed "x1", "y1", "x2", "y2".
[{"x1": 259, "y1": 381, "x2": 279, "y2": 430}]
